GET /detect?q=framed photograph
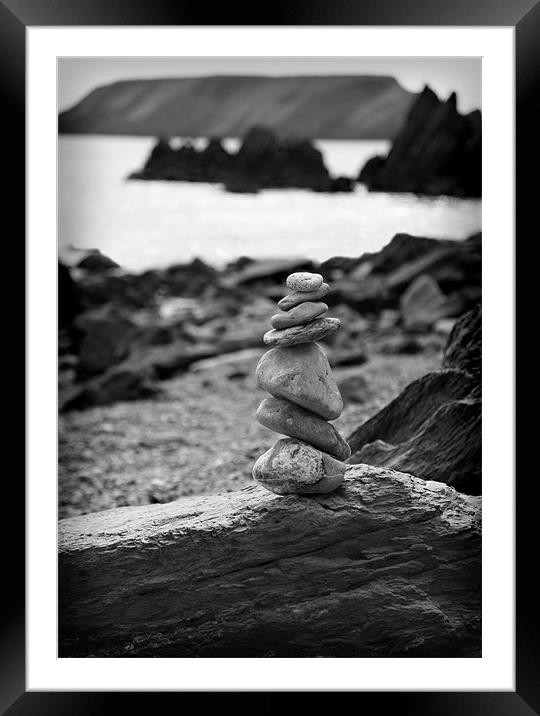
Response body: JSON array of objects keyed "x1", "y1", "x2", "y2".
[{"x1": 13, "y1": 0, "x2": 531, "y2": 711}]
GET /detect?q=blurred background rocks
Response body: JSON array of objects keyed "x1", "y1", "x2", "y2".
[{"x1": 59, "y1": 231, "x2": 481, "y2": 517}]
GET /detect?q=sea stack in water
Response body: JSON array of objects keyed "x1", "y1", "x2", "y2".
[{"x1": 253, "y1": 272, "x2": 349, "y2": 495}]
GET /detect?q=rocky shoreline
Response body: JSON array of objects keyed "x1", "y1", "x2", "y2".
[
  {"x1": 59, "y1": 231, "x2": 481, "y2": 412},
  {"x1": 59, "y1": 231, "x2": 481, "y2": 517}
]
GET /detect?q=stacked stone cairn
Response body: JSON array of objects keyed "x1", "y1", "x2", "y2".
[{"x1": 252, "y1": 272, "x2": 351, "y2": 495}]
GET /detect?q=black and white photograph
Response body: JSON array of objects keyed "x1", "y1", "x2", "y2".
[{"x1": 56, "y1": 55, "x2": 484, "y2": 660}]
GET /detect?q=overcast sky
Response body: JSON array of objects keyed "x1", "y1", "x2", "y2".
[{"x1": 58, "y1": 57, "x2": 481, "y2": 114}]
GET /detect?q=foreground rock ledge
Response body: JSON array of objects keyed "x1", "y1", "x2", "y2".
[{"x1": 58, "y1": 465, "x2": 481, "y2": 657}]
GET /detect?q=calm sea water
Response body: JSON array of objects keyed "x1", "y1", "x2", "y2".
[{"x1": 58, "y1": 136, "x2": 481, "y2": 272}]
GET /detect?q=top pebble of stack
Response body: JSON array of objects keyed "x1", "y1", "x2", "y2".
[{"x1": 286, "y1": 272, "x2": 324, "y2": 292}]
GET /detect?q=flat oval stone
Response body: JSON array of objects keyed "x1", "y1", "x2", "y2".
[
  {"x1": 263, "y1": 317, "x2": 341, "y2": 348},
  {"x1": 256, "y1": 342, "x2": 343, "y2": 420},
  {"x1": 256, "y1": 397, "x2": 351, "y2": 460},
  {"x1": 252, "y1": 438, "x2": 346, "y2": 495},
  {"x1": 270, "y1": 301, "x2": 328, "y2": 330},
  {"x1": 278, "y1": 283, "x2": 330, "y2": 311},
  {"x1": 286, "y1": 272, "x2": 324, "y2": 292}
]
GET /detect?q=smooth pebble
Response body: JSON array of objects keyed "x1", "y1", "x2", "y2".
[
  {"x1": 256, "y1": 397, "x2": 351, "y2": 460},
  {"x1": 263, "y1": 317, "x2": 340, "y2": 348},
  {"x1": 270, "y1": 301, "x2": 328, "y2": 330},
  {"x1": 256, "y1": 342, "x2": 343, "y2": 420},
  {"x1": 252, "y1": 438, "x2": 346, "y2": 495},
  {"x1": 286, "y1": 272, "x2": 324, "y2": 292},
  {"x1": 278, "y1": 283, "x2": 330, "y2": 310}
]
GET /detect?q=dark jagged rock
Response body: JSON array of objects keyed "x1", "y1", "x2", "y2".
[
  {"x1": 130, "y1": 127, "x2": 354, "y2": 193},
  {"x1": 348, "y1": 370, "x2": 481, "y2": 494},
  {"x1": 347, "y1": 305, "x2": 481, "y2": 494},
  {"x1": 318, "y1": 255, "x2": 365, "y2": 278},
  {"x1": 385, "y1": 234, "x2": 481, "y2": 295},
  {"x1": 129, "y1": 136, "x2": 234, "y2": 183},
  {"x1": 355, "y1": 399, "x2": 481, "y2": 494},
  {"x1": 348, "y1": 369, "x2": 477, "y2": 449},
  {"x1": 165, "y1": 258, "x2": 220, "y2": 297},
  {"x1": 329, "y1": 176, "x2": 354, "y2": 192},
  {"x1": 74, "y1": 258, "x2": 222, "y2": 311},
  {"x1": 367, "y1": 232, "x2": 455, "y2": 275},
  {"x1": 58, "y1": 262, "x2": 82, "y2": 330},
  {"x1": 443, "y1": 303, "x2": 482, "y2": 376},
  {"x1": 76, "y1": 250, "x2": 120, "y2": 273},
  {"x1": 358, "y1": 86, "x2": 481, "y2": 198},
  {"x1": 228, "y1": 127, "x2": 347, "y2": 193},
  {"x1": 59, "y1": 238, "x2": 481, "y2": 414},
  {"x1": 330, "y1": 232, "x2": 481, "y2": 316},
  {"x1": 59, "y1": 247, "x2": 120, "y2": 273}
]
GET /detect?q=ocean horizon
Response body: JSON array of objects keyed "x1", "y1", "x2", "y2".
[{"x1": 58, "y1": 135, "x2": 482, "y2": 272}]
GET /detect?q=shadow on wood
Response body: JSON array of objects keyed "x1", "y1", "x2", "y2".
[{"x1": 58, "y1": 465, "x2": 481, "y2": 657}]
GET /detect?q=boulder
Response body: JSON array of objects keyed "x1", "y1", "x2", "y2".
[
  {"x1": 400, "y1": 274, "x2": 451, "y2": 330},
  {"x1": 347, "y1": 305, "x2": 481, "y2": 494},
  {"x1": 74, "y1": 258, "x2": 222, "y2": 311},
  {"x1": 353, "y1": 398, "x2": 481, "y2": 494},
  {"x1": 348, "y1": 369, "x2": 476, "y2": 452},
  {"x1": 337, "y1": 374, "x2": 371, "y2": 404},
  {"x1": 163, "y1": 258, "x2": 220, "y2": 297},
  {"x1": 75, "y1": 307, "x2": 139, "y2": 378},
  {"x1": 58, "y1": 465, "x2": 481, "y2": 657},
  {"x1": 327, "y1": 233, "x2": 481, "y2": 315}
]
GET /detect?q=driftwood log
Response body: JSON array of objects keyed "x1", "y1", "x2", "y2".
[{"x1": 59, "y1": 465, "x2": 481, "y2": 657}]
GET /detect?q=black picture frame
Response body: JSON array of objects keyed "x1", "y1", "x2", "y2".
[{"x1": 12, "y1": 0, "x2": 532, "y2": 712}]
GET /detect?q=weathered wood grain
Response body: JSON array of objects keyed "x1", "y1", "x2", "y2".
[{"x1": 59, "y1": 465, "x2": 481, "y2": 657}]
